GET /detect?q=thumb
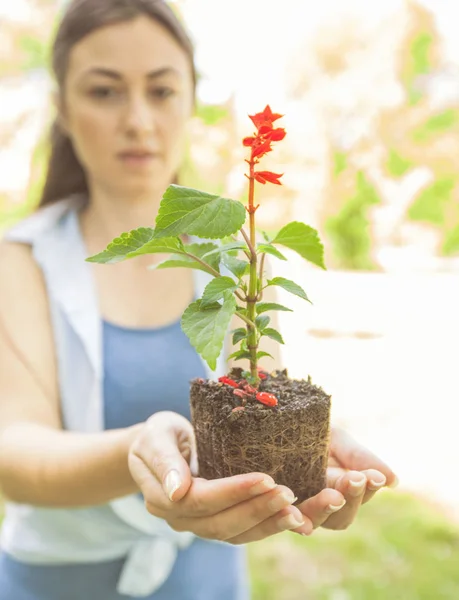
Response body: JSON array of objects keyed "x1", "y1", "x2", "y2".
[{"x1": 143, "y1": 412, "x2": 195, "y2": 502}]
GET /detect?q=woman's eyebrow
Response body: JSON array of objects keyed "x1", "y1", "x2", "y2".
[{"x1": 78, "y1": 66, "x2": 181, "y2": 81}]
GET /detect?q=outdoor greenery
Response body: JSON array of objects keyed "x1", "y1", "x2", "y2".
[{"x1": 249, "y1": 490, "x2": 459, "y2": 600}]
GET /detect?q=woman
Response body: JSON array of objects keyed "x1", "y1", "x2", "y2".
[{"x1": 0, "y1": 1, "x2": 397, "y2": 599}]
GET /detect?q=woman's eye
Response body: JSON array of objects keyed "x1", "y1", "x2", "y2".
[
  {"x1": 149, "y1": 87, "x2": 175, "y2": 100},
  {"x1": 89, "y1": 87, "x2": 121, "y2": 100}
]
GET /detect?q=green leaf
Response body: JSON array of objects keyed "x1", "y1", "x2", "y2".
[
  {"x1": 86, "y1": 228, "x2": 183, "y2": 264},
  {"x1": 256, "y1": 302, "x2": 293, "y2": 314},
  {"x1": 202, "y1": 241, "x2": 248, "y2": 259},
  {"x1": 267, "y1": 277, "x2": 312, "y2": 303},
  {"x1": 255, "y1": 315, "x2": 270, "y2": 332},
  {"x1": 257, "y1": 243, "x2": 287, "y2": 261},
  {"x1": 184, "y1": 243, "x2": 221, "y2": 272},
  {"x1": 201, "y1": 276, "x2": 238, "y2": 308},
  {"x1": 228, "y1": 338, "x2": 273, "y2": 362},
  {"x1": 262, "y1": 231, "x2": 271, "y2": 242},
  {"x1": 239, "y1": 338, "x2": 248, "y2": 351},
  {"x1": 222, "y1": 254, "x2": 250, "y2": 279},
  {"x1": 150, "y1": 258, "x2": 209, "y2": 274},
  {"x1": 228, "y1": 350, "x2": 252, "y2": 361},
  {"x1": 149, "y1": 242, "x2": 221, "y2": 275},
  {"x1": 261, "y1": 327, "x2": 285, "y2": 344},
  {"x1": 154, "y1": 184, "x2": 246, "y2": 239},
  {"x1": 272, "y1": 222, "x2": 325, "y2": 269},
  {"x1": 181, "y1": 293, "x2": 237, "y2": 371},
  {"x1": 232, "y1": 328, "x2": 248, "y2": 345}
]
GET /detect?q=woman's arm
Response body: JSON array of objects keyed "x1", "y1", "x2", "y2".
[
  {"x1": 0, "y1": 243, "x2": 322, "y2": 538},
  {"x1": 0, "y1": 242, "x2": 141, "y2": 507},
  {"x1": 0, "y1": 422, "x2": 141, "y2": 508}
]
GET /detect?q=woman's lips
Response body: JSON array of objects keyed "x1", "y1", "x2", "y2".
[{"x1": 117, "y1": 151, "x2": 159, "y2": 167}]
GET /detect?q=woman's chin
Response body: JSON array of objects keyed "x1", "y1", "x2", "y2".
[{"x1": 114, "y1": 179, "x2": 173, "y2": 201}]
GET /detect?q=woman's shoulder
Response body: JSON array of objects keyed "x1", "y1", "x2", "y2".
[
  {"x1": 0, "y1": 238, "x2": 46, "y2": 301},
  {"x1": 0, "y1": 196, "x2": 85, "y2": 297},
  {"x1": 2, "y1": 197, "x2": 81, "y2": 246}
]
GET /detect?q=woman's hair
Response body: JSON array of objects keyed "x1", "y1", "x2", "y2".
[{"x1": 39, "y1": 0, "x2": 196, "y2": 207}]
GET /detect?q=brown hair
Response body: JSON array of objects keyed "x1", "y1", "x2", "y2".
[{"x1": 39, "y1": 0, "x2": 196, "y2": 207}]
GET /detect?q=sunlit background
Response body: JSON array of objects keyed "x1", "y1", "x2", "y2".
[{"x1": 1, "y1": 1, "x2": 459, "y2": 598}]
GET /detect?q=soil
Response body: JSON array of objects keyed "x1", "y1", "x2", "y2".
[{"x1": 190, "y1": 368, "x2": 331, "y2": 503}]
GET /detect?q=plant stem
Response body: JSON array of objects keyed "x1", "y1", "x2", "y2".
[
  {"x1": 235, "y1": 311, "x2": 256, "y2": 330},
  {"x1": 257, "y1": 252, "x2": 266, "y2": 301},
  {"x1": 240, "y1": 228, "x2": 256, "y2": 261},
  {"x1": 184, "y1": 252, "x2": 221, "y2": 278},
  {"x1": 184, "y1": 251, "x2": 244, "y2": 301},
  {"x1": 246, "y1": 159, "x2": 259, "y2": 383}
]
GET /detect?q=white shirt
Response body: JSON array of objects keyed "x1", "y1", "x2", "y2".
[{"x1": 1, "y1": 197, "x2": 226, "y2": 597}]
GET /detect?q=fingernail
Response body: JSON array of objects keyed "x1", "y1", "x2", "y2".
[
  {"x1": 249, "y1": 478, "x2": 277, "y2": 496},
  {"x1": 369, "y1": 477, "x2": 386, "y2": 490},
  {"x1": 268, "y1": 491, "x2": 295, "y2": 512},
  {"x1": 348, "y1": 476, "x2": 366, "y2": 496},
  {"x1": 388, "y1": 476, "x2": 400, "y2": 489},
  {"x1": 278, "y1": 513, "x2": 305, "y2": 530},
  {"x1": 164, "y1": 470, "x2": 182, "y2": 501},
  {"x1": 326, "y1": 499, "x2": 346, "y2": 513}
]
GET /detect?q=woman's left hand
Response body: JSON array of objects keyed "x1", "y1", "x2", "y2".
[{"x1": 295, "y1": 426, "x2": 398, "y2": 533}]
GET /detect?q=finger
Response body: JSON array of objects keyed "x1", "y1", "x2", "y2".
[
  {"x1": 327, "y1": 466, "x2": 387, "y2": 501},
  {"x1": 132, "y1": 411, "x2": 195, "y2": 503},
  {"x1": 146, "y1": 472, "x2": 279, "y2": 518},
  {"x1": 296, "y1": 488, "x2": 346, "y2": 530},
  {"x1": 227, "y1": 505, "x2": 312, "y2": 544},
  {"x1": 169, "y1": 485, "x2": 298, "y2": 541},
  {"x1": 361, "y1": 469, "x2": 386, "y2": 504},
  {"x1": 327, "y1": 466, "x2": 387, "y2": 506},
  {"x1": 330, "y1": 427, "x2": 398, "y2": 487},
  {"x1": 321, "y1": 471, "x2": 366, "y2": 530}
]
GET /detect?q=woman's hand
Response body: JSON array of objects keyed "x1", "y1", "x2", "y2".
[
  {"x1": 128, "y1": 411, "x2": 339, "y2": 543},
  {"x1": 296, "y1": 426, "x2": 398, "y2": 532}
]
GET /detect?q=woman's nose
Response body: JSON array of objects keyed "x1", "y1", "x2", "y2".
[{"x1": 123, "y1": 97, "x2": 157, "y2": 137}]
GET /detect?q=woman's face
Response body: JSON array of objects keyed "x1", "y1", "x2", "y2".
[{"x1": 61, "y1": 16, "x2": 194, "y2": 199}]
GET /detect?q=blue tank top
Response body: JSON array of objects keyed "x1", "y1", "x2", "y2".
[
  {"x1": 103, "y1": 317, "x2": 205, "y2": 428},
  {"x1": 0, "y1": 318, "x2": 248, "y2": 600}
]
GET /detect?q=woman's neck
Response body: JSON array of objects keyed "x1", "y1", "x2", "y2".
[{"x1": 80, "y1": 186, "x2": 163, "y2": 250}]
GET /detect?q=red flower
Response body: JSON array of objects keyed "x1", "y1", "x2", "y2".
[
  {"x1": 249, "y1": 105, "x2": 283, "y2": 131},
  {"x1": 243, "y1": 136, "x2": 256, "y2": 147},
  {"x1": 252, "y1": 139, "x2": 272, "y2": 159},
  {"x1": 254, "y1": 171, "x2": 283, "y2": 185},
  {"x1": 233, "y1": 389, "x2": 250, "y2": 399},
  {"x1": 256, "y1": 392, "x2": 278, "y2": 407},
  {"x1": 243, "y1": 383, "x2": 258, "y2": 395},
  {"x1": 218, "y1": 376, "x2": 239, "y2": 388},
  {"x1": 257, "y1": 368, "x2": 268, "y2": 380},
  {"x1": 266, "y1": 127, "x2": 286, "y2": 142}
]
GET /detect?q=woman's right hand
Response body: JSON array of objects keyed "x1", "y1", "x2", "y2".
[{"x1": 128, "y1": 411, "x2": 314, "y2": 543}]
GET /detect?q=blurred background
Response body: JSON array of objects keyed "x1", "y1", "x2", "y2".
[{"x1": 1, "y1": 0, "x2": 458, "y2": 598}]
